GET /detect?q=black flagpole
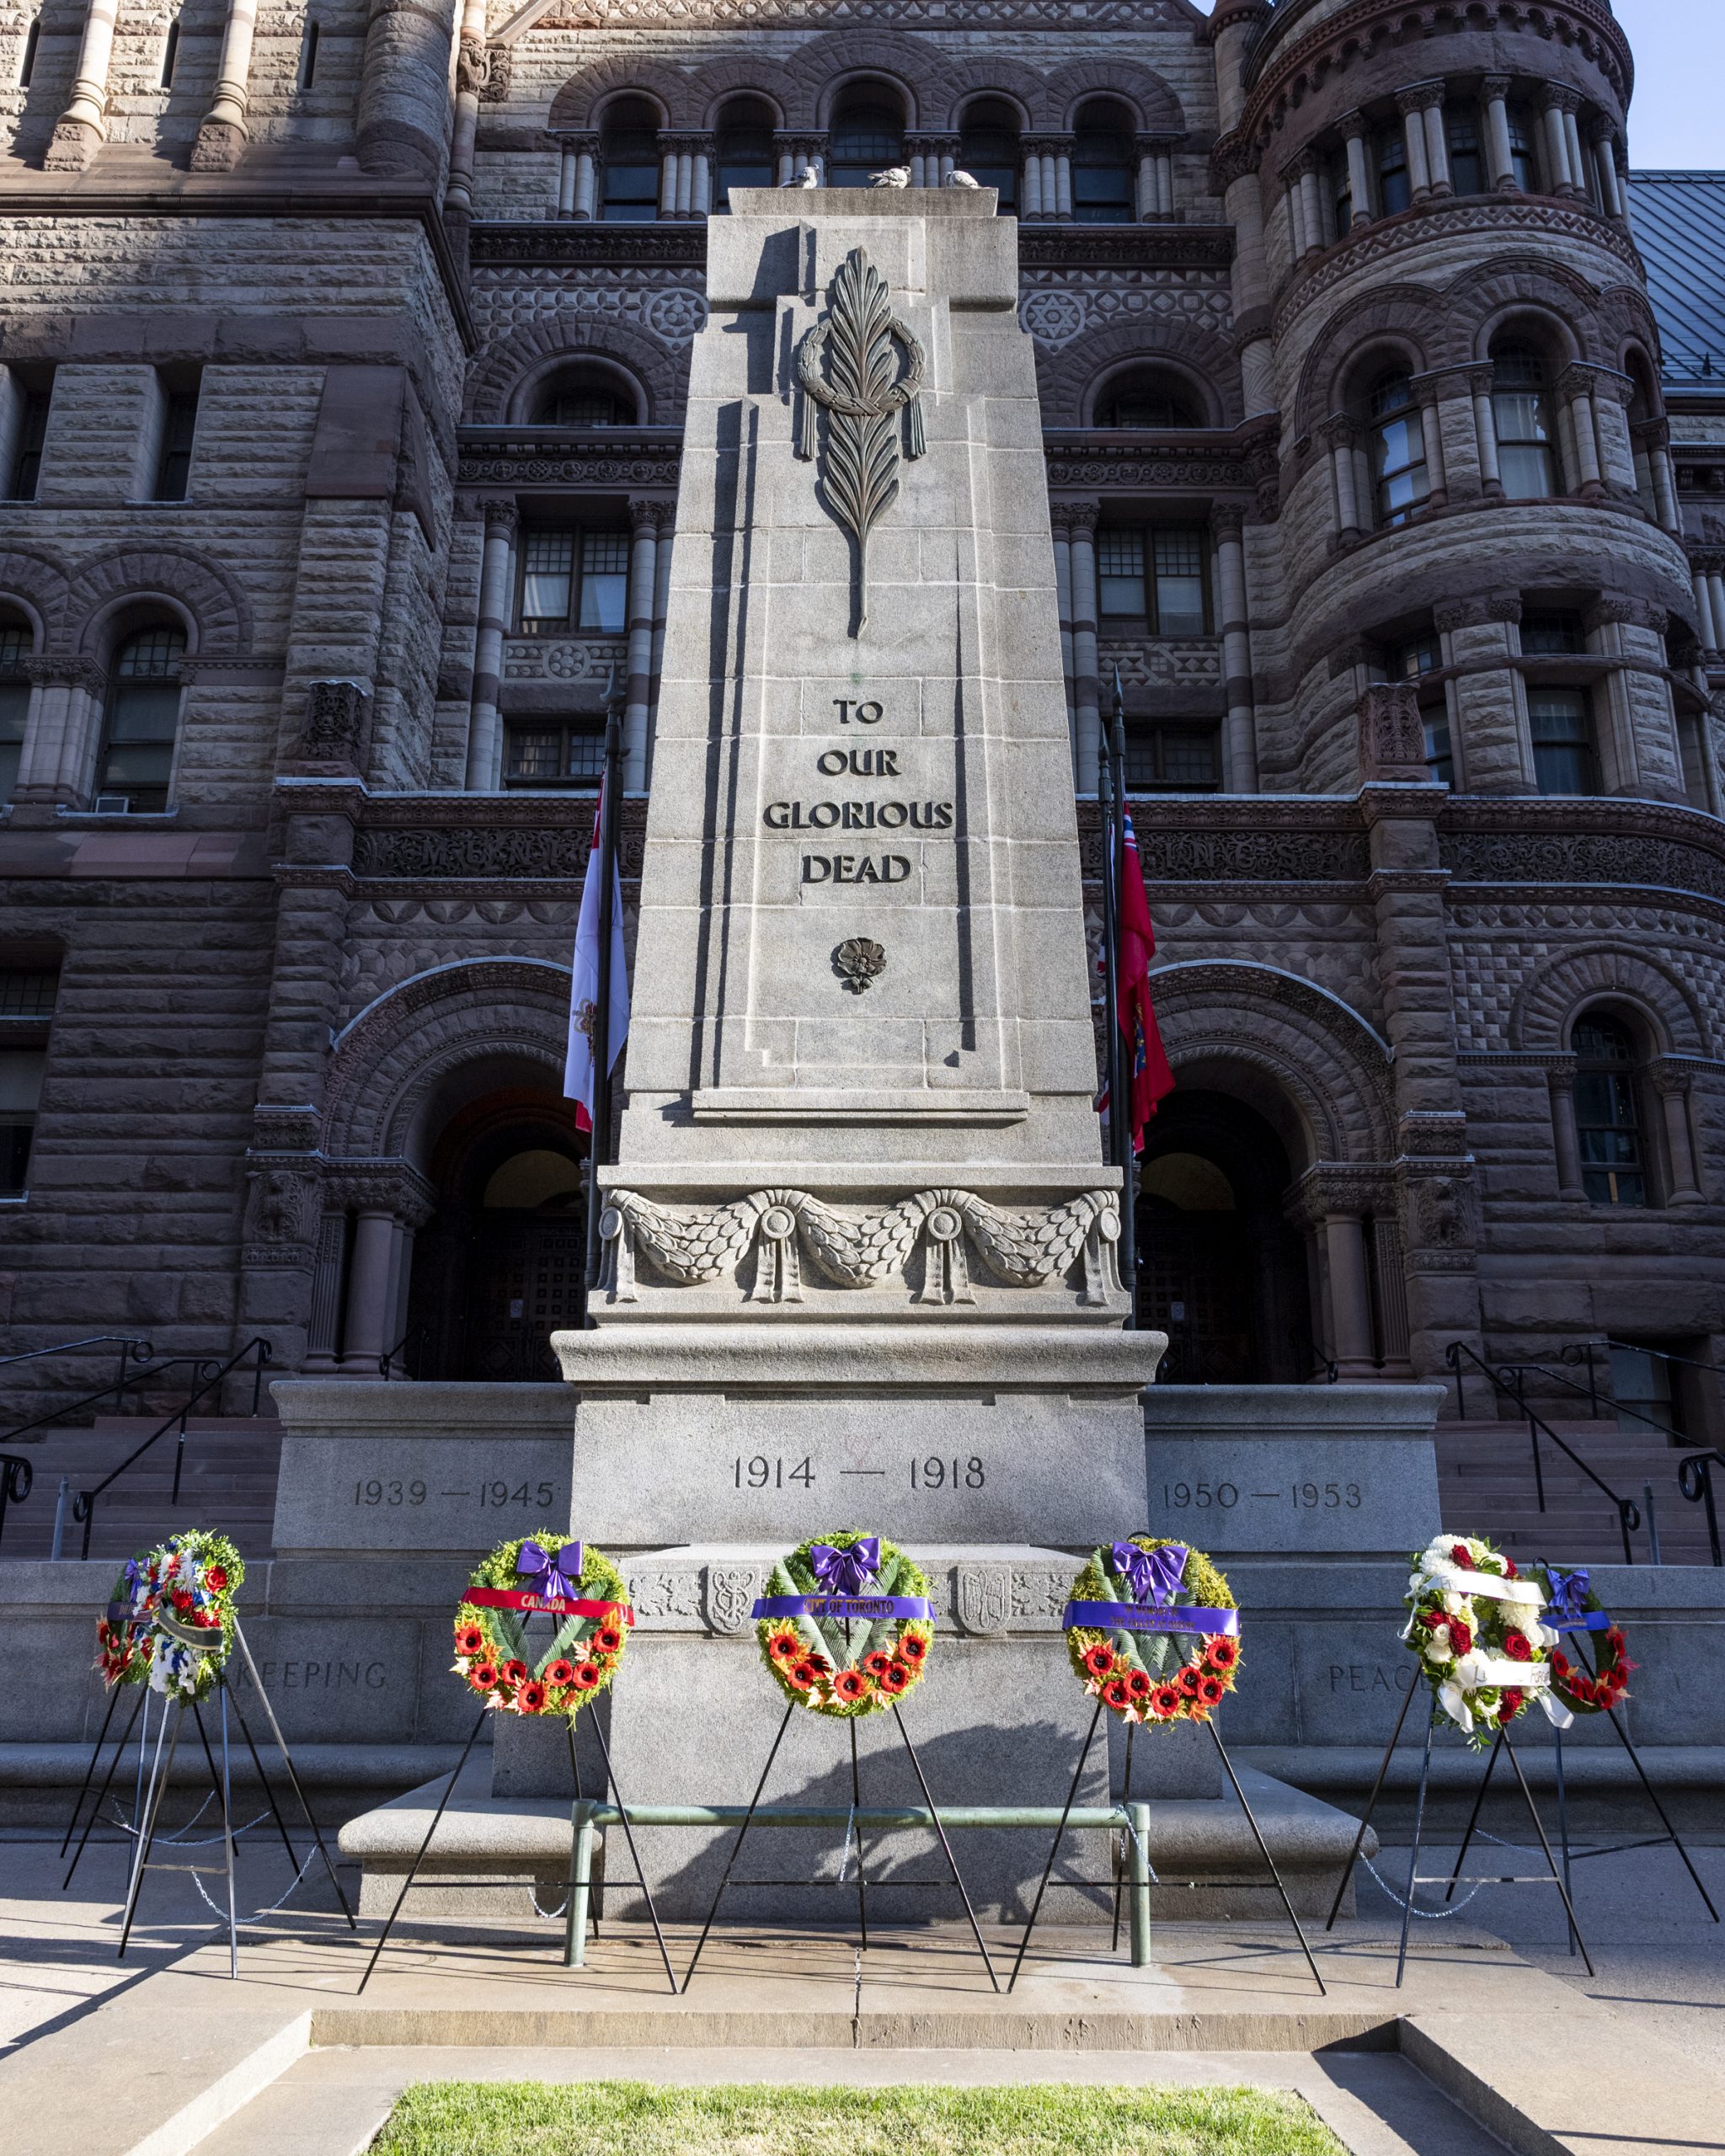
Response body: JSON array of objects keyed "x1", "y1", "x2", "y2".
[
  {"x1": 585, "y1": 670, "x2": 626, "y2": 1303},
  {"x1": 1103, "y1": 668, "x2": 1136, "y2": 1323}
]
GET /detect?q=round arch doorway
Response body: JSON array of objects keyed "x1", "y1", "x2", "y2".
[
  {"x1": 1135, "y1": 1089, "x2": 1308, "y2": 1385},
  {"x1": 406, "y1": 1087, "x2": 588, "y2": 1380}
]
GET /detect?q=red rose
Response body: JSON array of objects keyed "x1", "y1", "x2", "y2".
[
  {"x1": 455, "y1": 1624, "x2": 484, "y2": 1657},
  {"x1": 518, "y1": 1680, "x2": 547, "y2": 1712},
  {"x1": 862, "y1": 1651, "x2": 893, "y2": 1678},
  {"x1": 832, "y1": 1669, "x2": 871, "y2": 1703},
  {"x1": 571, "y1": 1662, "x2": 601, "y2": 1691},
  {"x1": 1082, "y1": 1644, "x2": 1114, "y2": 1678},
  {"x1": 1102, "y1": 1677, "x2": 1132, "y2": 1711},
  {"x1": 1149, "y1": 1684, "x2": 1181, "y2": 1720},
  {"x1": 898, "y1": 1636, "x2": 927, "y2": 1662},
  {"x1": 546, "y1": 1659, "x2": 575, "y2": 1688},
  {"x1": 1450, "y1": 1622, "x2": 1473, "y2": 1656},
  {"x1": 1450, "y1": 1545, "x2": 1475, "y2": 1570},
  {"x1": 595, "y1": 1625, "x2": 623, "y2": 1655},
  {"x1": 879, "y1": 1663, "x2": 910, "y2": 1694},
  {"x1": 1503, "y1": 1631, "x2": 1532, "y2": 1662},
  {"x1": 502, "y1": 1660, "x2": 528, "y2": 1685},
  {"x1": 1197, "y1": 1674, "x2": 1226, "y2": 1705},
  {"x1": 1124, "y1": 1668, "x2": 1153, "y2": 1700},
  {"x1": 1503, "y1": 1558, "x2": 1518, "y2": 1579},
  {"x1": 171, "y1": 1589, "x2": 191, "y2": 1611},
  {"x1": 1176, "y1": 1664, "x2": 1204, "y2": 1696},
  {"x1": 1205, "y1": 1636, "x2": 1238, "y2": 1671},
  {"x1": 1606, "y1": 1628, "x2": 1626, "y2": 1652},
  {"x1": 204, "y1": 1566, "x2": 227, "y2": 1592},
  {"x1": 1498, "y1": 1688, "x2": 1525, "y2": 1723},
  {"x1": 470, "y1": 1662, "x2": 499, "y2": 1691}
]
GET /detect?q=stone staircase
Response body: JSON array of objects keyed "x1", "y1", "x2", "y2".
[
  {"x1": 0, "y1": 1414, "x2": 282, "y2": 1564},
  {"x1": 1434, "y1": 1416, "x2": 1718, "y2": 1566}
]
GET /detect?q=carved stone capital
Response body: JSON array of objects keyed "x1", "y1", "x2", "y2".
[
  {"x1": 1063, "y1": 500, "x2": 1101, "y2": 537},
  {"x1": 1318, "y1": 413, "x2": 1357, "y2": 451},
  {"x1": 1210, "y1": 500, "x2": 1248, "y2": 540},
  {"x1": 1396, "y1": 82, "x2": 1446, "y2": 116},
  {"x1": 558, "y1": 129, "x2": 601, "y2": 154},
  {"x1": 1648, "y1": 1058, "x2": 1694, "y2": 1101},
  {"x1": 1284, "y1": 1162, "x2": 1395, "y2": 1232},
  {"x1": 1543, "y1": 86, "x2": 1583, "y2": 116},
  {"x1": 1480, "y1": 76, "x2": 1512, "y2": 103},
  {"x1": 323, "y1": 1160, "x2": 437, "y2": 1229},
  {"x1": 22, "y1": 656, "x2": 104, "y2": 692},
  {"x1": 297, "y1": 679, "x2": 371, "y2": 768},
  {"x1": 1357, "y1": 681, "x2": 1429, "y2": 785},
  {"x1": 483, "y1": 499, "x2": 521, "y2": 536}
]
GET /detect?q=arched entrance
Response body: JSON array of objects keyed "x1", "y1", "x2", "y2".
[
  {"x1": 407, "y1": 1088, "x2": 588, "y2": 1380},
  {"x1": 1135, "y1": 1090, "x2": 1308, "y2": 1384}
]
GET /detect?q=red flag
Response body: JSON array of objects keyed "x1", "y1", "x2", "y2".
[{"x1": 1116, "y1": 812, "x2": 1174, "y2": 1151}]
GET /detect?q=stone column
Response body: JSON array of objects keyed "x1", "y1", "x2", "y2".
[
  {"x1": 1692, "y1": 568, "x2": 1721, "y2": 652},
  {"x1": 1282, "y1": 163, "x2": 1309, "y2": 259},
  {"x1": 1541, "y1": 90, "x2": 1578, "y2": 195},
  {"x1": 1562, "y1": 103, "x2": 1587, "y2": 200},
  {"x1": 622, "y1": 499, "x2": 660, "y2": 791},
  {"x1": 1419, "y1": 95, "x2": 1451, "y2": 197},
  {"x1": 355, "y1": 0, "x2": 457, "y2": 183},
  {"x1": 648, "y1": 503, "x2": 675, "y2": 779},
  {"x1": 1470, "y1": 364, "x2": 1503, "y2": 497},
  {"x1": 1021, "y1": 151, "x2": 1043, "y2": 219},
  {"x1": 1067, "y1": 504, "x2": 1100, "y2": 791},
  {"x1": 1342, "y1": 113, "x2": 1372, "y2": 227},
  {"x1": 570, "y1": 134, "x2": 598, "y2": 218},
  {"x1": 1637, "y1": 419, "x2": 1680, "y2": 535},
  {"x1": 1323, "y1": 417, "x2": 1362, "y2": 542},
  {"x1": 1560, "y1": 366, "x2": 1605, "y2": 499},
  {"x1": 465, "y1": 501, "x2": 516, "y2": 792},
  {"x1": 1589, "y1": 120, "x2": 1624, "y2": 217},
  {"x1": 304, "y1": 1211, "x2": 350, "y2": 1374},
  {"x1": 659, "y1": 147, "x2": 676, "y2": 218},
  {"x1": 558, "y1": 141, "x2": 578, "y2": 216},
  {"x1": 1651, "y1": 1063, "x2": 1705, "y2": 1204},
  {"x1": 443, "y1": 0, "x2": 488, "y2": 215},
  {"x1": 45, "y1": 0, "x2": 120, "y2": 169},
  {"x1": 1324, "y1": 1209, "x2": 1377, "y2": 1375},
  {"x1": 15, "y1": 658, "x2": 103, "y2": 805},
  {"x1": 1711, "y1": 574, "x2": 1725, "y2": 649},
  {"x1": 192, "y1": 0, "x2": 260, "y2": 170},
  {"x1": 1213, "y1": 505, "x2": 1258, "y2": 794},
  {"x1": 1482, "y1": 77, "x2": 1514, "y2": 189},
  {"x1": 1397, "y1": 86, "x2": 1434, "y2": 200},
  {"x1": 1053, "y1": 137, "x2": 1074, "y2": 220},
  {"x1": 1416, "y1": 382, "x2": 1449, "y2": 508},
  {"x1": 1297, "y1": 152, "x2": 1324, "y2": 256},
  {"x1": 340, "y1": 1209, "x2": 400, "y2": 1375},
  {"x1": 1135, "y1": 136, "x2": 1173, "y2": 220},
  {"x1": 1546, "y1": 1061, "x2": 1586, "y2": 1200}
]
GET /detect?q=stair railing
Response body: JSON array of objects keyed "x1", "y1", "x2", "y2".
[
  {"x1": 0, "y1": 1453, "x2": 32, "y2": 1545},
  {"x1": 380, "y1": 1323, "x2": 430, "y2": 1382},
  {"x1": 1677, "y1": 1453, "x2": 1724, "y2": 1567},
  {"x1": 1444, "y1": 1341, "x2": 1642, "y2": 1562},
  {"x1": 69, "y1": 1338, "x2": 273, "y2": 1560}
]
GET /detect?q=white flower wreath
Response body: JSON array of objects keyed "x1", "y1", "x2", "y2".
[{"x1": 1402, "y1": 1533, "x2": 1573, "y2": 1746}]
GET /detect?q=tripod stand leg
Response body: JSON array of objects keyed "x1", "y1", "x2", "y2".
[
  {"x1": 588, "y1": 1708, "x2": 678, "y2": 1997},
  {"x1": 1552, "y1": 1718, "x2": 1576, "y2": 1956},
  {"x1": 1502, "y1": 1731, "x2": 1594, "y2": 1977},
  {"x1": 356, "y1": 1709, "x2": 487, "y2": 1994},
  {"x1": 1208, "y1": 1720, "x2": 1326, "y2": 1997},
  {"x1": 682, "y1": 1701, "x2": 795, "y2": 1993},
  {"x1": 61, "y1": 1683, "x2": 123, "y2": 1858},
  {"x1": 1443, "y1": 1728, "x2": 1502, "y2": 1903},
  {"x1": 1325, "y1": 1678, "x2": 1418, "y2": 1932},
  {"x1": 191, "y1": 1697, "x2": 239, "y2": 1979},
  {"x1": 1396, "y1": 1709, "x2": 1437, "y2": 1990},
  {"x1": 1112, "y1": 1721, "x2": 1135, "y2": 1955},
  {"x1": 1601, "y1": 1700, "x2": 1719, "y2": 1921},
  {"x1": 1008, "y1": 1695, "x2": 1103, "y2": 1993},
  {"x1": 848, "y1": 1714, "x2": 868, "y2": 1954},
  {"x1": 224, "y1": 1673, "x2": 301, "y2": 1878},
  {"x1": 230, "y1": 1623, "x2": 355, "y2": 1928},
  {"x1": 62, "y1": 1686, "x2": 146, "y2": 1890},
  {"x1": 118, "y1": 1700, "x2": 183, "y2": 1960},
  {"x1": 893, "y1": 1705, "x2": 997, "y2": 1993}
]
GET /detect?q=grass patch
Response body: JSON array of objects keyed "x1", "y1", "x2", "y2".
[{"x1": 371, "y1": 2079, "x2": 1348, "y2": 2156}]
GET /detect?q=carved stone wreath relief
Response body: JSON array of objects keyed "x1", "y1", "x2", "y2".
[{"x1": 598, "y1": 1187, "x2": 1123, "y2": 1306}]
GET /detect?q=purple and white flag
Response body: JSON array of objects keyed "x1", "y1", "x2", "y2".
[{"x1": 563, "y1": 781, "x2": 629, "y2": 1132}]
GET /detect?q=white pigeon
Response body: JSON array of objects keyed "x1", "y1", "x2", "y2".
[
  {"x1": 779, "y1": 165, "x2": 819, "y2": 189},
  {"x1": 869, "y1": 165, "x2": 911, "y2": 189},
  {"x1": 944, "y1": 169, "x2": 981, "y2": 189}
]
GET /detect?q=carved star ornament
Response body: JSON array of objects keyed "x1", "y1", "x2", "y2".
[{"x1": 794, "y1": 247, "x2": 927, "y2": 636}]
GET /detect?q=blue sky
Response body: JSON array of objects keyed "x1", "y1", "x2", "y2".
[{"x1": 1187, "y1": 0, "x2": 1721, "y2": 169}]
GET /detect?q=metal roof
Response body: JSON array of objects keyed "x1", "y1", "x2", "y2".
[{"x1": 1627, "y1": 171, "x2": 1725, "y2": 389}]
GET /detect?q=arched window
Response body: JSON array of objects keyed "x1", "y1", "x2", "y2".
[
  {"x1": 0, "y1": 616, "x2": 29, "y2": 805},
  {"x1": 958, "y1": 99, "x2": 1020, "y2": 211},
  {"x1": 529, "y1": 366, "x2": 634, "y2": 427},
  {"x1": 1572, "y1": 1016, "x2": 1647, "y2": 1206},
  {"x1": 829, "y1": 88, "x2": 904, "y2": 189},
  {"x1": 98, "y1": 624, "x2": 185, "y2": 813},
  {"x1": 600, "y1": 99, "x2": 661, "y2": 222},
  {"x1": 1369, "y1": 370, "x2": 1429, "y2": 526},
  {"x1": 1071, "y1": 101, "x2": 1133, "y2": 223},
  {"x1": 1095, "y1": 369, "x2": 1201, "y2": 430},
  {"x1": 1493, "y1": 344, "x2": 1558, "y2": 499},
  {"x1": 714, "y1": 98, "x2": 775, "y2": 209}
]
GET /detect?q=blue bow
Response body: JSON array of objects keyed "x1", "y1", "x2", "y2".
[
  {"x1": 1113, "y1": 1540, "x2": 1188, "y2": 1608},
  {"x1": 517, "y1": 1540, "x2": 583, "y2": 1602},
  {"x1": 122, "y1": 1556, "x2": 147, "y2": 1603},
  {"x1": 811, "y1": 1540, "x2": 880, "y2": 1595},
  {"x1": 1546, "y1": 1566, "x2": 1591, "y2": 1620}
]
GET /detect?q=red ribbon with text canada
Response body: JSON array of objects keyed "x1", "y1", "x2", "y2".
[{"x1": 463, "y1": 1588, "x2": 635, "y2": 1625}]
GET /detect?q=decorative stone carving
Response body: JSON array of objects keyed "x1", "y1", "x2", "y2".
[
  {"x1": 704, "y1": 1565, "x2": 763, "y2": 1635},
  {"x1": 299, "y1": 680, "x2": 371, "y2": 768},
  {"x1": 1357, "y1": 682, "x2": 1429, "y2": 786},
  {"x1": 596, "y1": 1187, "x2": 1123, "y2": 1306},
  {"x1": 956, "y1": 1564, "x2": 1012, "y2": 1636},
  {"x1": 831, "y1": 937, "x2": 886, "y2": 993},
  {"x1": 246, "y1": 1166, "x2": 318, "y2": 1246}
]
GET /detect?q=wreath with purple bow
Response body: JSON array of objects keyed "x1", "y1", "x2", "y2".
[
  {"x1": 451, "y1": 1534, "x2": 633, "y2": 1717},
  {"x1": 753, "y1": 1530, "x2": 936, "y2": 1719},
  {"x1": 1061, "y1": 1535, "x2": 1241, "y2": 1726}
]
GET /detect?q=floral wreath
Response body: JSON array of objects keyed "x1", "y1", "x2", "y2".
[
  {"x1": 754, "y1": 1530, "x2": 935, "y2": 1719},
  {"x1": 452, "y1": 1535, "x2": 633, "y2": 1717},
  {"x1": 1061, "y1": 1537, "x2": 1239, "y2": 1726},
  {"x1": 97, "y1": 1531, "x2": 243, "y2": 1701},
  {"x1": 1402, "y1": 1534, "x2": 1572, "y2": 1747},
  {"x1": 1531, "y1": 1563, "x2": 1634, "y2": 1717}
]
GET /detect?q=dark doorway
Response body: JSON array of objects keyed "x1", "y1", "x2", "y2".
[
  {"x1": 408, "y1": 1088, "x2": 587, "y2": 1380},
  {"x1": 1135, "y1": 1090, "x2": 1307, "y2": 1384}
]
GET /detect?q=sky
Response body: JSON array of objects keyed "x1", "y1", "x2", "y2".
[{"x1": 1183, "y1": 0, "x2": 1722, "y2": 170}]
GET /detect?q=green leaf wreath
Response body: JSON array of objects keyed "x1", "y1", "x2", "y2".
[
  {"x1": 1063, "y1": 1535, "x2": 1240, "y2": 1726},
  {"x1": 96, "y1": 1530, "x2": 244, "y2": 1701},
  {"x1": 452, "y1": 1535, "x2": 632, "y2": 1718},
  {"x1": 1528, "y1": 1563, "x2": 1634, "y2": 1717},
  {"x1": 756, "y1": 1529, "x2": 934, "y2": 1720}
]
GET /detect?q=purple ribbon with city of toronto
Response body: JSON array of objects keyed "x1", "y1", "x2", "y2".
[
  {"x1": 751, "y1": 1539, "x2": 937, "y2": 1623},
  {"x1": 1060, "y1": 1541, "x2": 1240, "y2": 1636},
  {"x1": 1545, "y1": 1566, "x2": 1611, "y2": 1633}
]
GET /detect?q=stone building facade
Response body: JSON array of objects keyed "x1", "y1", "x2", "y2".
[{"x1": 0, "y1": 0, "x2": 1720, "y2": 1424}]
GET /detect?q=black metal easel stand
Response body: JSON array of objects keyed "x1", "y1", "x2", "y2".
[
  {"x1": 1013, "y1": 1704, "x2": 1325, "y2": 1994},
  {"x1": 114, "y1": 1689, "x2": 240, "y2": 1976},
  {"x1": 571, "y1": 1705, "x2": 680, "y2": 1994},
  {"x1": 681, "y1": 1700, "x2": 999, "y2": 1993},
  {"x1": 1325, "y1": 1690, "x2": 1595, "y2": 1986}
]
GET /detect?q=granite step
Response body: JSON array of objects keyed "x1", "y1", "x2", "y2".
[
  {"x1": 0, "y1": 1417, "x2": 281, "y2": 1564},
  {"x1": 1434, "y1": 1418, "x2": 1717, "y2": 1564}
]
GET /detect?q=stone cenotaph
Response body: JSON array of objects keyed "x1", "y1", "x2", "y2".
[{"x1": 551, "y1": 189, "x2": 1165, "y2": 1916}]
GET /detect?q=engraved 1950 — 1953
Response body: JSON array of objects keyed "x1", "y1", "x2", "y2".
[
  {"x1": 734, "y1": 1453, "x2": 985, "y2": 1490},
  {"x1": 1161, "y1": 1479, "x2": 1365, "y2": 1512},
  {"x1": 767, "y1": 696, "x2": 953, "y2": 886}
]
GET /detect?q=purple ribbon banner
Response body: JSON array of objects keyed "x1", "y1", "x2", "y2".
[
  {"x1": 1543, "y1": 1566, "x2": 1611, "y2": 1632},
  {"x1": 752, "y1": 1593, "x2": 935, "y2": 1623},
  {"x1": 1061, "y1": 1598, "x2": 1239, "y2": 1636}
]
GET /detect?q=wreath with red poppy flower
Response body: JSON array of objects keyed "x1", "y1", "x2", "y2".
[
  {"x1": 451, "y1": 1535, "x2": 632, "y2": 1717},
  {"x1": 1062, "y1": 1537, "x2": 1240, "y2": 1726},
  {"x1": 97, "y1": 1531, "x2": 244, "y2": 1701},
  {"x1": 756, "y1": 1531, "x2": 934, "y2": 1720},
  {"x1": 1530, "y1": 1564, "x2": 1635, "y2": 1717}
]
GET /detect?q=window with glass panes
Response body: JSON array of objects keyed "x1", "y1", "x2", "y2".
[
  {"x1": 0, "y1": 1045, "x2": 44, "y2": 1196},
  {"x1": 958, "y1": 104, "x2": 1019, "y2": 209},
  {"x1": 1508, "y1": 108, "x2": 1540, "y2": 191},
  {"x1": 1370, "y1": 372, "x2": 1429, "y2": 526},
  {"x1": 1096, "y1": 376, "x2": 1199, "y2": 429},
  {"x1": 1445, "y1": 105, "x2": 1486, "y2": 195},
  {"x1": 1376, "y1": 127, "x2": 1411, "y2": 215},
  {"x1": 1520, "y1": 611, "x2": 1583, "y2": 656},
  {"x1": 601, "y1": 104, "x2": 660, "y2": 220},
  {"x1": 1528, "y1": 687, "x2": 1596, "y2": 795},
  {"x1": 1493, "y1": 347, "x2": 1557, "y2": 498},
  {"x1": 0, "y1": 622, "x2": 28, "y2": 805},
  {"x1": 505, "y1": 722, "x2": 605, "y2": 788},
  {"x1": 829, "y1": 103, "x2": 903, "y2": 188},
  {"x1": 1573, "y1": 1016, "x2": 1647, "y2": 1205},
  {"x1": 714, "y1": 104, "x2": 775, "y2": 207},
  {"x1": 8, "y1": 384, "x2": 50, "y2": 501},
  {"x1": 1386, "y1": 631, "x2": 1450, "y2": 785},
  {"x1": 99, "y1": 626, "x2": 184, "y2": 811},
  {"x1": 532, "y1": 380, "x2": 632, "y2": 426},
  {"x1": 1097, "y1": 526, "x2": 1209, "y2": 634},
  {"x1": 1124, "y1": 723, "x2": 1220, "y2": 792},
  {"x1": 1071, "y1": 109, "x2": 1133, "y2": 223},
  {"x1": 517, "y1": 530, "x2": 629, "y2": 636},
  {"x1": 154, "y1": 380, "x2": 199, "y2": 500}
]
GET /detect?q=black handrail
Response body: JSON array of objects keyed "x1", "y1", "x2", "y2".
[
  {"x1": 0, "y1": 1453, "x2": 32, "y2": 1545},
  {"x1": 380, "y1": 1323, "x2": 429, "y2": 1382},
  {"x1": 1445, "y1": 1340, "x2": 1642, "y2": 1562},
  {"x1": 71, "y1": 1338, "x2": 272, "y2": 1559},
  {"x1": 1504, "y1": 1356, "x2": 1694, "y2": 1453},
  {"x1": 0, "y1": 1334, "x2": 152, "y2": 1373},
  {"x1": 1569, "y1": 1336, "x2": 1725, "y2": 1383},
  {"x1": 1677, "y1": 1453, "x2": 1724, "y2": 1567}
]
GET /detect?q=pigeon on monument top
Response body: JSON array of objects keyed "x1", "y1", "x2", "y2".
[
  {"x1": 945, "y1": 170, "x2": 981, "y2": 188},
  {"x1": 869, "y1": 166, "x2": 911, "y2": 188},
  {"x1": 779, "y1": 165, "x2": 819, "y2": 188}
]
